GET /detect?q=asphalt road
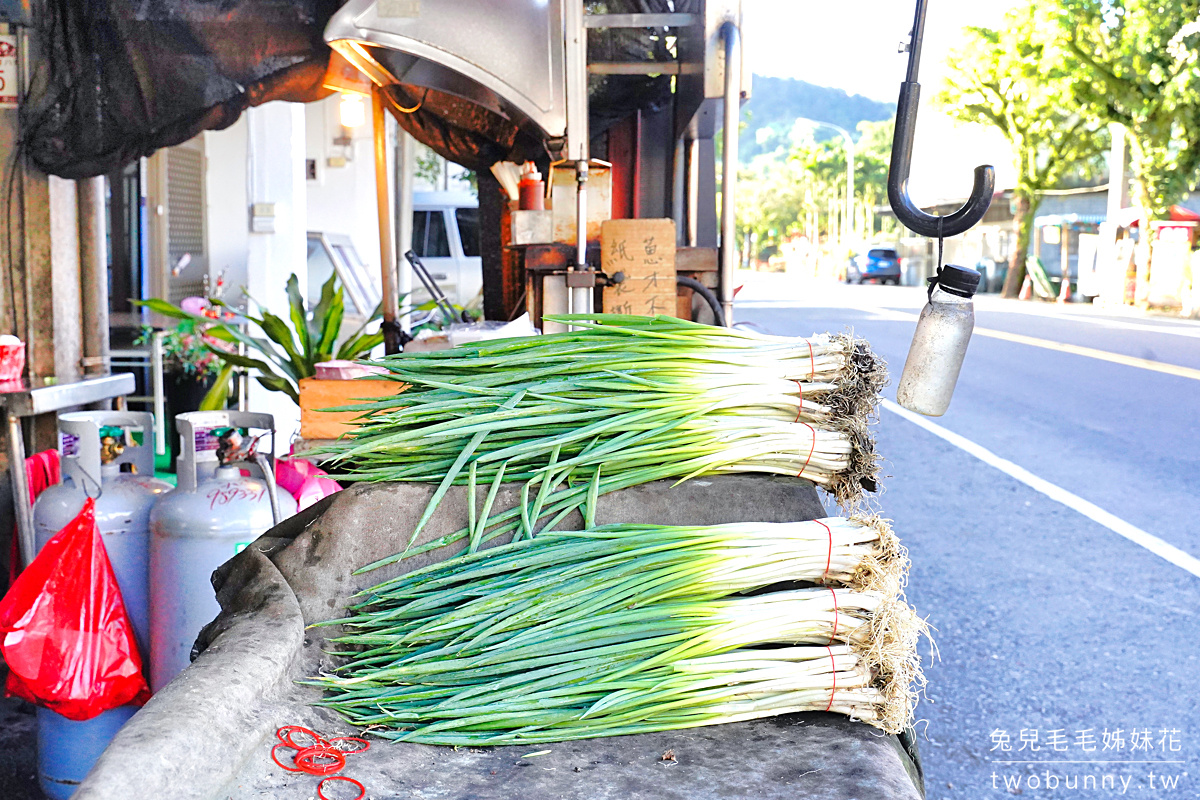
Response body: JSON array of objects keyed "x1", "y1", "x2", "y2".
[{"x1": 738, "y1": 274, "x2": 1200, "y2": 799}]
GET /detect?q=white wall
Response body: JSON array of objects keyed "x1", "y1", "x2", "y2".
[
  {"x1": 202, "y1": 102, "x2": 307, "y2": 453},
  {"x1": 204, "y1": 116, "x2": 250, "y2": 303},
  {"x1": 305, "y1": 94, "x2": 386, "y2": 290},
  {"x1": 303, "y1": 94, "x2": 476, "y2": 292}
]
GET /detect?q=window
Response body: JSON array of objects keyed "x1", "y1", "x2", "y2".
[
  {"x1": 412, "y1": 210, "x2": 451, "y2": 257},
  {"x1": 455, "y1": 207, "x2": 481, "y2": 258},
  {"x1": 869, "y1": 249, "x2": 898, "y2": 260},
  {"x1": 306, "y1": 237, "x2": 337, "y2": 303},
  {"x1": 307, "y1": 233, "x2": 381, "y2": 316}
]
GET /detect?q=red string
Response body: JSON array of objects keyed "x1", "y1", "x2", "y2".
[
  {"x1": 825, "y1": 645, "x2": 837, "y2": 712},
  {"x1": 807, "y1": 340, "x2": 815, "y2": 381},
  {"x1": 797, "y1": 423, "x2": 816, "y2": 477},
  {"x1": 793, "y1": 380, "x2": 804, "y2": 422},
  {"x1": 815, "y1": 520, "x2": 833, "y2": 582}
]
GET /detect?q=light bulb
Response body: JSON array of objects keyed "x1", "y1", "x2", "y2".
[{"x1": 340, "y1": 93, "x2": 366, "y2": 128}]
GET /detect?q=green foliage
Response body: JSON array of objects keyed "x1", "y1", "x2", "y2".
[
  {"x1": 415, "y1": 143, "x2": 444, "y2": 187},
  {"x1": 133, "y1": 320, "x2": 225, "y2": 379},
  {"x1": 1054, "y1": 0, "x2": 1200, "y2": 220},
  {"x1": 939, "y1": 5, "x2": 1108, "y2": 202},
  {"x1": 792, "y1": 119, "x2": 894, "y2": 207},
  {"x1": 737, "y1": 118, "x2": 896, "y2": 260},
  {"x1": 136, "y1": 272, "x2": 383, "y2": 406},
  {"x1": 939, "y1": 3, "x2": 1108, "y2": 295}
]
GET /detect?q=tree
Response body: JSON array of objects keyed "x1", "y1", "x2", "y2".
[
  {"x1": 1055, "y1": 0, "x2": 1200, "y2": 281},
  {"x1": 939, "y1": 4, "x2": 1107, "y2": 298},
  {"x1": 794, "y1": 119, "x2": 894, "y2": 240},
  {"x1": 736, "y1": 118, "x2": 898, "y2": 265}
]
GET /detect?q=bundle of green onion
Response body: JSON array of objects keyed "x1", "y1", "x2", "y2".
[
  {"x1": 311, "y1": 518, "x2": 923, "y2": 742},
  {"x1": 315, "y1": 314, "x2": 885, "y2": 565}
]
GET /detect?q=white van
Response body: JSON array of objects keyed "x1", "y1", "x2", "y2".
[
  {"x1": 307, "y1": 192, "x2": 481, "y2": 323},
  {"x1": 410, "y1": 192, "x2": 482, "y2": 308}
]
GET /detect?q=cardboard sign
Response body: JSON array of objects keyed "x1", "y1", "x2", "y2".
[
  {"x1": 0, "y1": 36, "x2": 16, "y2": 108},
  {"x1": 601, "y1": 219, "x2": 677, "y2": 317}
]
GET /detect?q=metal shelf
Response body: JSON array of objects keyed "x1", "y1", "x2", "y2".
[{"x1": 2, "y1": 373, "x2": 136, "y2": 567}]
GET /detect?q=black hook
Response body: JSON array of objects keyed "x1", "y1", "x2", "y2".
[{"x1": 887, "y1": 0, "x2": 996, "y2": 239}]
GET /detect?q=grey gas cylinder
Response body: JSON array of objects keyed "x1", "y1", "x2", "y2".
[{"x1": 148, "y1": 411, "x2": 297, "y2": 691}]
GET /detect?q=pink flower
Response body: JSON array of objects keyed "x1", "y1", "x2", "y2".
[{"x1": 181, "y1": 296, "x2": 208, "y2": 316}]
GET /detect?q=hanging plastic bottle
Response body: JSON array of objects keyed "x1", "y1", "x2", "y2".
[{"x1": 896, "y1": 264, "x2": 981, "y2": 416}]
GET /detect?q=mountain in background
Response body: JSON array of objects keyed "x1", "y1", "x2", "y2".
[{"x1": 741, "y1": 75, "x2": 895, "y2": 162}]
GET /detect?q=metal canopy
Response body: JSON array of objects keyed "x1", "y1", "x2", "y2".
[{"x1": 324, "y1": 0, "x2": 567, "y2": 142}]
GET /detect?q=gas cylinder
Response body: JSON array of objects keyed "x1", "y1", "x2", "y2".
[
  {"x1": 149, "y1": 411, "x2": 297, "y2": 691},
  {"x1": 30, "y1": 411, "x2": 170, "y2": 800}
]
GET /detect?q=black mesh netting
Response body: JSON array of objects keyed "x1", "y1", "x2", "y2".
[{"x1": 22, "y1": 0, "x2": 685, "y2": 178}]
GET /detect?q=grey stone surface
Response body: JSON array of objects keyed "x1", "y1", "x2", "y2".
[{"x1": 76, "y1": 476, "x2": 921, "y2": 800}]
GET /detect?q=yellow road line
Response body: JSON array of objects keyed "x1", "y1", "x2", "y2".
[{"x1": 972, "y1": 327, "x2": 1200, "y2": 382}]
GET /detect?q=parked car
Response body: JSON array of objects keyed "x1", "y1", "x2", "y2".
[
  {"x1": 411, "y1": 192, "x2": 482, "y2": 308},
  {"x1": 846, "y1": 248, "x2": 902, "y2": 285}
]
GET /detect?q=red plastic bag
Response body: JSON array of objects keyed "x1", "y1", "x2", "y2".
[
  {"x1": 7, "y1": 449, "x2": 60, "y2": 588},
  {"x1": 0, "y1": 498, "x2": 150, "y2": 720},
  {"x1": 276, "y1": 457, "x2": 341, "y2": 511}
]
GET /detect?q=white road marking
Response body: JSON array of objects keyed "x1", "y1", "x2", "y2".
[
  {"x1": 855, "y1": 308, "x2": 1200, "y2": 382},
  {"x1": 969, "y1": 327, "x2": 1200, "y2": 382},
  {"x1": 978, "y1": 303, "x2": 1200, "y2": 339},
  {"x1": 882, "y1": 399, "x2": 1200, "y2": 580}
]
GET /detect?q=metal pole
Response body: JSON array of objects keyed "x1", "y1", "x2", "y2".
[
  {"x1": 1058, "y1": 224, "x2": 1071, "y2": 302},
  {"x1": 395, "y1": 128, "x2": 415, "y2": 333},
  {"x1": 372, "y1": 86, "x2": 401, "y2": 353},
  {"x1": 8, "y1": 413, "x2": 33, "y2": 567},
  {"x1": 686, "y1": 138, "x2": 700, "y2": 248},
  {"x1": 672, "y1": 138, "x2": 686, "y2": 246},
  {"x1": 565, "y1": 0, "x2": 592, "y2": 318},
  {"x1": 719, "y1": 21, "x2": 741, "y2": 327},
  {"x1": 152, "y1": 331, "x2": 166, "y2": 455},
  {"x1": 78, "y1": 176, "x2": 110, "y2": 377}
]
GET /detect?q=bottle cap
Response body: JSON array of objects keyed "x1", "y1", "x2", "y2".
[
  {"x1": 520, "y1": 161, "x2": 541, "y2": 181},
  {"x1": 930, "y1": 264, "x2": 981, "y2": 298}
]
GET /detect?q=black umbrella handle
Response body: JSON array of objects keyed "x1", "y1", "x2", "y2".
[{"x1": 887, "y1": 0, "x2": 995, "y2": 239}]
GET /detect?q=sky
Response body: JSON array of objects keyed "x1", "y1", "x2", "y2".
[
  {"x1": 743, "y1": 0, "x2": 1020, "y2": 103},
  {"x1": 742, "y1": 0, "x2": 1024, "y2": 202}
]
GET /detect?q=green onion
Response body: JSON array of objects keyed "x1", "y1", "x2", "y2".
[
  {"x1": 311, "y1": 315, "x2": 886, "y2": 567},
  {"x1": 310, "y1": 518, "x2": 924, "y2": 741}
]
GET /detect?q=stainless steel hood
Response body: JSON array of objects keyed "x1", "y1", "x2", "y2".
[{"x1": 324, "y1": 0, "x2": 567, "y2": 141}]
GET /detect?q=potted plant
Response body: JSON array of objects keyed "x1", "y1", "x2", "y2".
[{"x1": 136, "y1": 272, "x2": 384, "y2": 407}]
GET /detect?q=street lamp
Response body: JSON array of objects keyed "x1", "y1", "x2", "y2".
[{"x1": 797, "y1": 119, "x2": 855, "y2": 245}]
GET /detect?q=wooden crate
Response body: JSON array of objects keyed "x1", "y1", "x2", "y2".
[{"x1": 299, "y1": 378, "x2": 407, "y2": 440}]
